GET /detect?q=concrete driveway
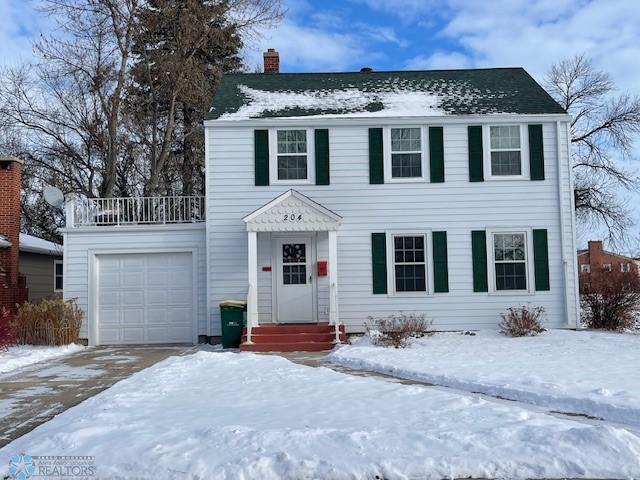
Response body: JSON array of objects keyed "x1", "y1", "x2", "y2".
[{"x1": 0, "y1": 345, "x2": 194, "y2": 447}]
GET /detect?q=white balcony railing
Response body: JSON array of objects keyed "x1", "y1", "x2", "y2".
[{"x1": 68, "y1": 196, "x2": 205, "y2": 227}]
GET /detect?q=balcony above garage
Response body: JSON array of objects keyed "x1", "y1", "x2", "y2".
[{"x1": 66, "y1": 196, "x2": 205, "y2": 228}]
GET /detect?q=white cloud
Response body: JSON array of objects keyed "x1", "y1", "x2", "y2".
[
  {"x1": 0, "y1": 0, "x2": 45, "y2": 65},
  {"x1": 246, "y1": 21, "x2": 372, "y2": 72},
  {"x1": 405, "y1": 51, "x2": 472, "y2": 70}
]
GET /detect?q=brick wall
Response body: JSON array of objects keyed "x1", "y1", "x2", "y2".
[
  {"x1": 578, "y1": 240, "x2": 640, "y2": 291},
  {"x1": 0, "y1": 157, "x2": 23, "y2": 311}
]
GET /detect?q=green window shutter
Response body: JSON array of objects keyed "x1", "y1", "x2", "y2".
[
  {"x1": 533, "y1": 229, "x2": 550, "y2": 291},
  {"x1": 369, "y1": 128, "x2": 384, "y2": 184},
  {"x1": 468, "y1": 126, "x2": 484, "y2": 182},
  {"x1": 432, "y1": 231, "x2": 449, "y2": 293},
  {"x1": 254, "y1": 129, "x2": 269, "y2": 186},
  {"x1": 471, "y1": 230, "x2": 488, "y2": 292},
  {"x1": 315, "y1": 129, "x2": 330, "y2": 185},
  {"x1": 429, "y1": 127, "x2": 445, "y2": 183},
  {"x1": 529, "y1": 124, "x2": 545, "y2": 181},
  {"x1": 371, "y1": 233, "x2": 387, "y2": 294}
]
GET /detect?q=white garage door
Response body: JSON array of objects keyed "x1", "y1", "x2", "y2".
[{"x1": 97, "y1": 252, "x2": 194, "y2": 345}]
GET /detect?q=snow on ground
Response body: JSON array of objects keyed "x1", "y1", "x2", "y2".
[
  {"x1": 0, "y1": 344, "x2": 84, "y2": 377},
  {"x1": 329, "y1": 329, "x2": 640, "y2": 426},
  {"x1": 2, "y1": 351, "x2": 640, "y2": 479}
]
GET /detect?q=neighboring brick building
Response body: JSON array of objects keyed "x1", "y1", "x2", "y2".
[
  {"x1": 0, "y1": 156, "x2": 28, "y2": 312},
  {"x1": 577, "y1": 240, "x2": 640, "y2": 290}
]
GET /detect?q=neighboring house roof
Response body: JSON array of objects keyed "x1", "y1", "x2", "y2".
[
  {"x1": 0, "y1": 235, "x2": 10, "y2": 248},
  {"x1": 19, "y1": 233, "x2": 63, "y2": 256},
  {"x1": 208, "y1": 68, "x2": 566, "y2": 120},
  {"x1": 577, "y1": 248, "x2": 640, "y2": 263}
]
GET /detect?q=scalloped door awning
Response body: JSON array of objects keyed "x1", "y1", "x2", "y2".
[{"x1": 243, "y1": 190, "x2": 342, "y2": 232}]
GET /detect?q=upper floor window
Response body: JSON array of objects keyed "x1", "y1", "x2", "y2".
[
  {"x1": 489, "y1": 126, "x2": 522, "y2": 176},
  {"x1": 54, "y1": 259, "x2": 63, "y2": 292},
  {"x1": 580, "y1": 264, "x2": 591, "y2": 273},
  {"x1": 277, "y1": 130, "x2": 308, "y2": 180},
  {"x1": 621, "y1": 263, "x2": 631, "y2": 273},
  {"x1": 391, "y1": 128, "x2": 422, "y2": 178},
  {"x1": 384, "y1": 126, "x2": 426, "y2": 183},
  {"x1": 493, "y1": 232, "x2": 528, "y2": 291},
  {"x1": 603, "y1": 264, "x2": 612, "y2": 272}
]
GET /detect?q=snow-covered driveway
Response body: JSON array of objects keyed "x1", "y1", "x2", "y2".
[
  {"x1": 329, "y1": 330, "x2": 640, "y2": 427},
  {"x1": 0, "y1": 344, "x2": 84, "y2": 377},
  {"x1": 2, "y1": 351, "x2": 640, "y2": 479}
]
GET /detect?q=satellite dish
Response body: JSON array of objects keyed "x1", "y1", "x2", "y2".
[{"x1": 43, "y1": 186, "x2": 65, "y2": 208}]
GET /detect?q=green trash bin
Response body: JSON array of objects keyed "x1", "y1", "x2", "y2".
[{"x1": 220, "y1": 300, "x2": 247, "y2": 348}]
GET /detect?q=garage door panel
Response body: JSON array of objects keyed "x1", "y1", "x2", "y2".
[
  {"x1": 167, "y1": 289, "x2": 191, "y2": 305},
  {"x1": 146, "y1": 290, "x2": 168, "y2": 306},
  {"x1": 97, "y1": 252, "x2": 194, "y2": 345},
  {"x1": 99, "y1": 271, "x2": 121, "y2": 288},
  {"x1": 122, "y1": 272, "x2": 144, "y2": 287},
  {"x1": 99, "y1": 309, "x2": 120, "y2": 325},
  {"x1": 99, "y1": 290, "x2": 120, "y2": 307},
  {"x1": 122, "y1": 290, "x2": 144, "y2": 306}
]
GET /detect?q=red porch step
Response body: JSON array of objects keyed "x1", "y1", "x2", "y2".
[{"x1": 240, "y1": 323, "x2": 346, "y2": 352}]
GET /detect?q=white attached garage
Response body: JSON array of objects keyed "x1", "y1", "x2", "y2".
[
  {"x1": 96, "y1": 252, "x2": 195, "y2": 345},
  {"x1": 62, "y1": 224, "x2": 207, "y2": 346}
]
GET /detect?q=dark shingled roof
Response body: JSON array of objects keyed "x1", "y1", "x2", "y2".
[{"x1": 208, "y1": 67, "x2": 566, "y2": 120}]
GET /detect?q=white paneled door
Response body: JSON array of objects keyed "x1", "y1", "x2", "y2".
[{"x1": 96, "y1": 252, "x2": 194, "y2": 345}]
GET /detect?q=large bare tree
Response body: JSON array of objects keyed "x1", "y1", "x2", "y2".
[
  {"x1": 0, "y1": 0, "x2": 140, "y2": 199},
  {"x1": 545, "y1": 55, "x2": 640, "y2": 244}
]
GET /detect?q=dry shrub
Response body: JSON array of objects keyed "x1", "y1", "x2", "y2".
[
  {"x1": 0, "y1": 308, "x2": 16, "y2": 350},
  {"x1": 580, "y1": 269, "x2": 640, "y2": 331},
  {"x1": 365, "y1": 313, "x2": 432, "y2": 348},
  {"x1": 499, "y1": 305, "x2": 546, "y2": 337},
  {"x1": 15, "y1": 298, "x2": 82, "y2": 346}
]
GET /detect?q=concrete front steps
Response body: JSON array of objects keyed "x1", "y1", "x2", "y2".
[{"x1": 240, "y1": 323, "x2": 347, "y2": 352}]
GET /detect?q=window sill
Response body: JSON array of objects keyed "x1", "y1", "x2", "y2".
[
  {"x1": 385, "y1": 177, "x2": 428, "y2": 184},
  {"x1": 485, "y1": 175, "x2": 530, "y2": 181}
]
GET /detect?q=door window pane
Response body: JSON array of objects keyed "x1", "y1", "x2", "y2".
[{"x1": 282, "y1": 243, "x2": 307, "y2": 285}]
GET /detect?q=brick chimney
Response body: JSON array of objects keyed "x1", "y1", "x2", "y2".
[
  {"x1": 263, "y1": 48, "x2": 280, "y2": 73},
  {"x1": 0, "y1": 156, "x2": 23, "y2": 311},
  {"x1": 587, "y1": 240, "x2": 604, "y2": 267}
]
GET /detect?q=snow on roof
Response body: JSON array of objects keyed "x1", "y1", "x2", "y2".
[
  {"x1": 219, "y1": 84, "x2": 451, "y2": 120},
  {"x1": 19, "y1": 233, "x2": 62, "y2": 256},
  {"x1": 0, "y1": 235, "x2": 10, "y2": 248},
  {"x1": 209, "y1": 68, "x2": 567, "y2": 120}
]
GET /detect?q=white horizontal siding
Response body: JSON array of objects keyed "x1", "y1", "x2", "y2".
[
  {"x1": 62, "y1": 225, "x2": 207, "y2": 340},
  {"x1": 206, "y1": 121, "x2": 576, "y2": 332}
]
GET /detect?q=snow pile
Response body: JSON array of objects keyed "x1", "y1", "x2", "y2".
[
  {"x1": 329, "y1": 330, "x2": 640, "y2": 426},
  {"x1": 221, "y1": 84, "x2": 447, "y2": 120},
  {"x1": 0, "y1": 344, "x2": 84, "y2": 377},
  {"x1": 2, "y1": 351, "x2": 640, "y2": 479}
]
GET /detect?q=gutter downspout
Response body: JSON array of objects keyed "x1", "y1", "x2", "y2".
[{"x1": 556, "y1": 120, "x2": 580, "y2": 329}]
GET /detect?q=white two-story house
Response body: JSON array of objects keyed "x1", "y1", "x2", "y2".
[{"x1": 62, "y1": 50, "x2": 579, "y2": 351}]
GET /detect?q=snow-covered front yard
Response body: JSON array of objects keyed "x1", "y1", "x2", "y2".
[
  {"x1": 0, "y1": 344, "x2": 84, "y2": 377},
  {"x1": 2, "y1": 351, "x2": 640, "y2": 479},
  {"x1": 329, "y1": 329, "x2": 640, "y2": 426}
]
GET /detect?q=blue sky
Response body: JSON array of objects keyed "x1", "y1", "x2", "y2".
[{"x1": 1, "y1": 0, "x2": 639, "y2": 247}]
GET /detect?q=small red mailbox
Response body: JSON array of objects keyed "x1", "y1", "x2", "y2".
[{"x1": 317, "y1": 261, "x2": 328, "y2": 277}]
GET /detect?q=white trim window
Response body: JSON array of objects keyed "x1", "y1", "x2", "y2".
[
  {"x1": 484, "y1": 125, "x2": 529, "y2": 179},
  {"x1": 621, "y1": 263, "x2": 631, "y2": 273},
  {"x1": 269, "y1": 128, "x2": 314, "y2": 184},
  {"x1": 580, "y1": 264, "x2": 591, "y2": 273},
  {"x1": 491, "y1": 232, "x2": 529, "y2": 292},
  {"x1": 384, "y1": 127, "x2": 427, "y2": 182},
  {"x1": 391, "y1": 234, "x2": 427, "y2": 293},
  {"x1": 603, "y1": 264, "x2": 612, "y2": 272},
  {"x1": 54, "y1": 259, "x2": 63, "y2": 292}
]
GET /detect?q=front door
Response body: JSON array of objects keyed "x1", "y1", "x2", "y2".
[{"x1": 275, "y1": 237, "x2": 314, "y2": 323}]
